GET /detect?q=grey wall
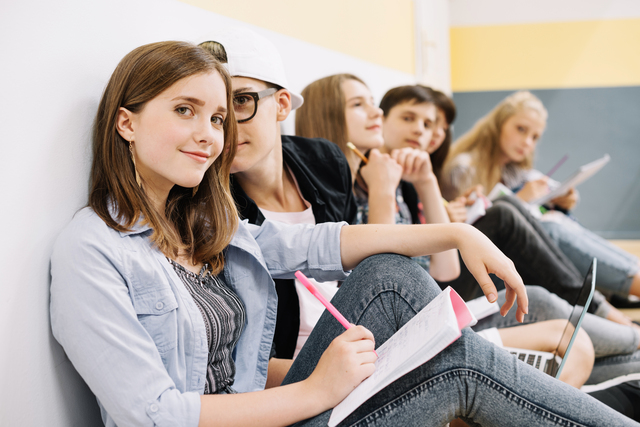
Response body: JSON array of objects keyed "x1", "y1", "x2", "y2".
[{"x1": 452, "y1": 87, "x2": 640, "y2": 238}]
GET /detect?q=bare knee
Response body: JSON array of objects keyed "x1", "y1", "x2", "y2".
[{"x1": 558, "y1": 327, "x2": 594, "y2": 388}]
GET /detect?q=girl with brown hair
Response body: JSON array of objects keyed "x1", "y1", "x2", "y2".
[{"x1": 295, "y1": 73, "x2": 376, "y2": 183}]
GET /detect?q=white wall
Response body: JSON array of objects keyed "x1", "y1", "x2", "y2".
[
  {"x1": 414, "y1": 0, "x2": 452, "y2": 94},
  {"x1": 0, "y1": 1, "x2": 413, "y2": 425},
  {"x1": 450, "y1": 0, "x2": 640, "y2": 26}
]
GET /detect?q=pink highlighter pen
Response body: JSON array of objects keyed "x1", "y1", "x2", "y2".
[{"x1": 294, "y1": 271, "x2": 378, "y2": 357}]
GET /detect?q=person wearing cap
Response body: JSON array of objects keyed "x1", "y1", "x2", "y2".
[{"x1": 198, "y1": 31, "x2": 358, "y2": 373}]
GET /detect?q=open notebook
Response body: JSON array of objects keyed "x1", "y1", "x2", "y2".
[
  {"x1": 531, "y1": 155, "x2": 610, "y2": 206},
  {"x1": 328, "y1": 286, "x2": 476, "y2": 427}
]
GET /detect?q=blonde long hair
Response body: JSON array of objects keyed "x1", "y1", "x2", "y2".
[{"x1": 444, "y1": 90, "x2": 548, "y2": 195}]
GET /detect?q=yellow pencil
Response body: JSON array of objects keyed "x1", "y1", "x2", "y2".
[{"x1": 346, "y1": 142, "x2": 368, "y2": 164}]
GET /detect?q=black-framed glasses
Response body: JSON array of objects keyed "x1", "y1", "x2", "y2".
[{"x1": 233, "y1": 88, "x2": 278, "y2": 123}]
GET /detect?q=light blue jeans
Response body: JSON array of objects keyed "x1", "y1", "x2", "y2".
[
  {"x1": 283, "y1": 255, "x2": 638, "y2": 426},
  {"x1": 541, "y1": 218, "x2": 639, "y2": 297},
  {"x1": 475, "y1": 286, "x2": 640, "y2": 385}
]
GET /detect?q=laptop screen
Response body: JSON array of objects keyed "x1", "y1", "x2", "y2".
[{"x1": 551, "y1": 258, "x2": 597, "y2": 378}]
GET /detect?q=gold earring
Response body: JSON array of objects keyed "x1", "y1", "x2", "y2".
[
  {"x1": 192, "y1": 185, "x2": 199, "y2": 197},
  {"x1": 129, "y1": 140, "x2": 142, "y2": 187}
]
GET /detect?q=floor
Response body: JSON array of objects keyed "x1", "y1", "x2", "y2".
[
  {"x1": 609, "y1": 240, "x2": 640, "y2": 321},
  {"x1": 609, "y1": 240, "x2": 640, "y2": 259}
]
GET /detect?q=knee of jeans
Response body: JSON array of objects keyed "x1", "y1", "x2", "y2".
[
  {"x1": 349, "y1": 254, "x2": 440, "y2": 298},
  {"x1": 355, "y1": 254, "x2": 428, "y2": 280}
]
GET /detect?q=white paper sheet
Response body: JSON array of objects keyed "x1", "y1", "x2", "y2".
[{"x1": 328, "y1": 288, "x2": 474, "y2": 426}]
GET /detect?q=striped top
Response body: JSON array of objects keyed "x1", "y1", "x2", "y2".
[{"x1": 168, "y1": 259, "x2": 246, "y2": 394}]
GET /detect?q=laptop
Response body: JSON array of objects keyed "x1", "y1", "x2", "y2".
[{"x1": 504, "y1": 258, "x2": 596, "y2": 378}]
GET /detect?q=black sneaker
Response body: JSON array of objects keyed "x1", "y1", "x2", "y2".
[
  {"x1": 609, "y1": 294, "x2": 640, "y2": 309},
  {"x1": 583, "y1": 374, "x2": 640, "y2": 421}
]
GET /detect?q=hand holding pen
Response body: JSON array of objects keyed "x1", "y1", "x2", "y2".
[{"x1": 347, "y1": 142, "x2": 368, "y2": 164}]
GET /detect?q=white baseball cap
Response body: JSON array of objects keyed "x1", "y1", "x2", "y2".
[{"x1": 195, "y1": 29, "x2": 304, "y2": 110}]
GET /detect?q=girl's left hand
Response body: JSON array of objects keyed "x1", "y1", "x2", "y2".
[
  {"x1": 389, "y1": 147, "x2": 435, "y2": 185},
  {"x1": 551, "y1": 188, "x2": 578, "y2": 210},
  {"x1": 456, "y1": 224, "x2": 529, "y2": 322}
]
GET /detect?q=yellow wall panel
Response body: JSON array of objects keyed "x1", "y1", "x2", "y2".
[
  {"x1": 451, "y1": 18, "x2": 640, "y2": 91},
  {"x1": 179, "y1": 0, "x2": 415, "y2": 74}
]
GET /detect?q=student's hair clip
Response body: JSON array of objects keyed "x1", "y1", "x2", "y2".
[{"x1": 199, "y1": 40, "x2": 228, "y2": 64}]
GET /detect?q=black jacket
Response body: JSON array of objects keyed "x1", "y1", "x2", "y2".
[{"x1": 231, "y1": 135, "x2": 357, "y2": 359}]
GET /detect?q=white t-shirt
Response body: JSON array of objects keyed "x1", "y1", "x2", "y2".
[{"x1": 260, "y1": 194, "x2": 340, "y2": 358}]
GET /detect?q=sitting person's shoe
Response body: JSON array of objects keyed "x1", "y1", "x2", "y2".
[
  {"x1": 609, "y1": 294, "x2": 640, "y2": 309},
  {"x1": 582, "y1": 373, "x2": 640, "y2": 421}
]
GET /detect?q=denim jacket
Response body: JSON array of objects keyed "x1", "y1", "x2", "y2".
[{"x1": 50, "y1": 207, "x2": 348, "y2": 427}]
